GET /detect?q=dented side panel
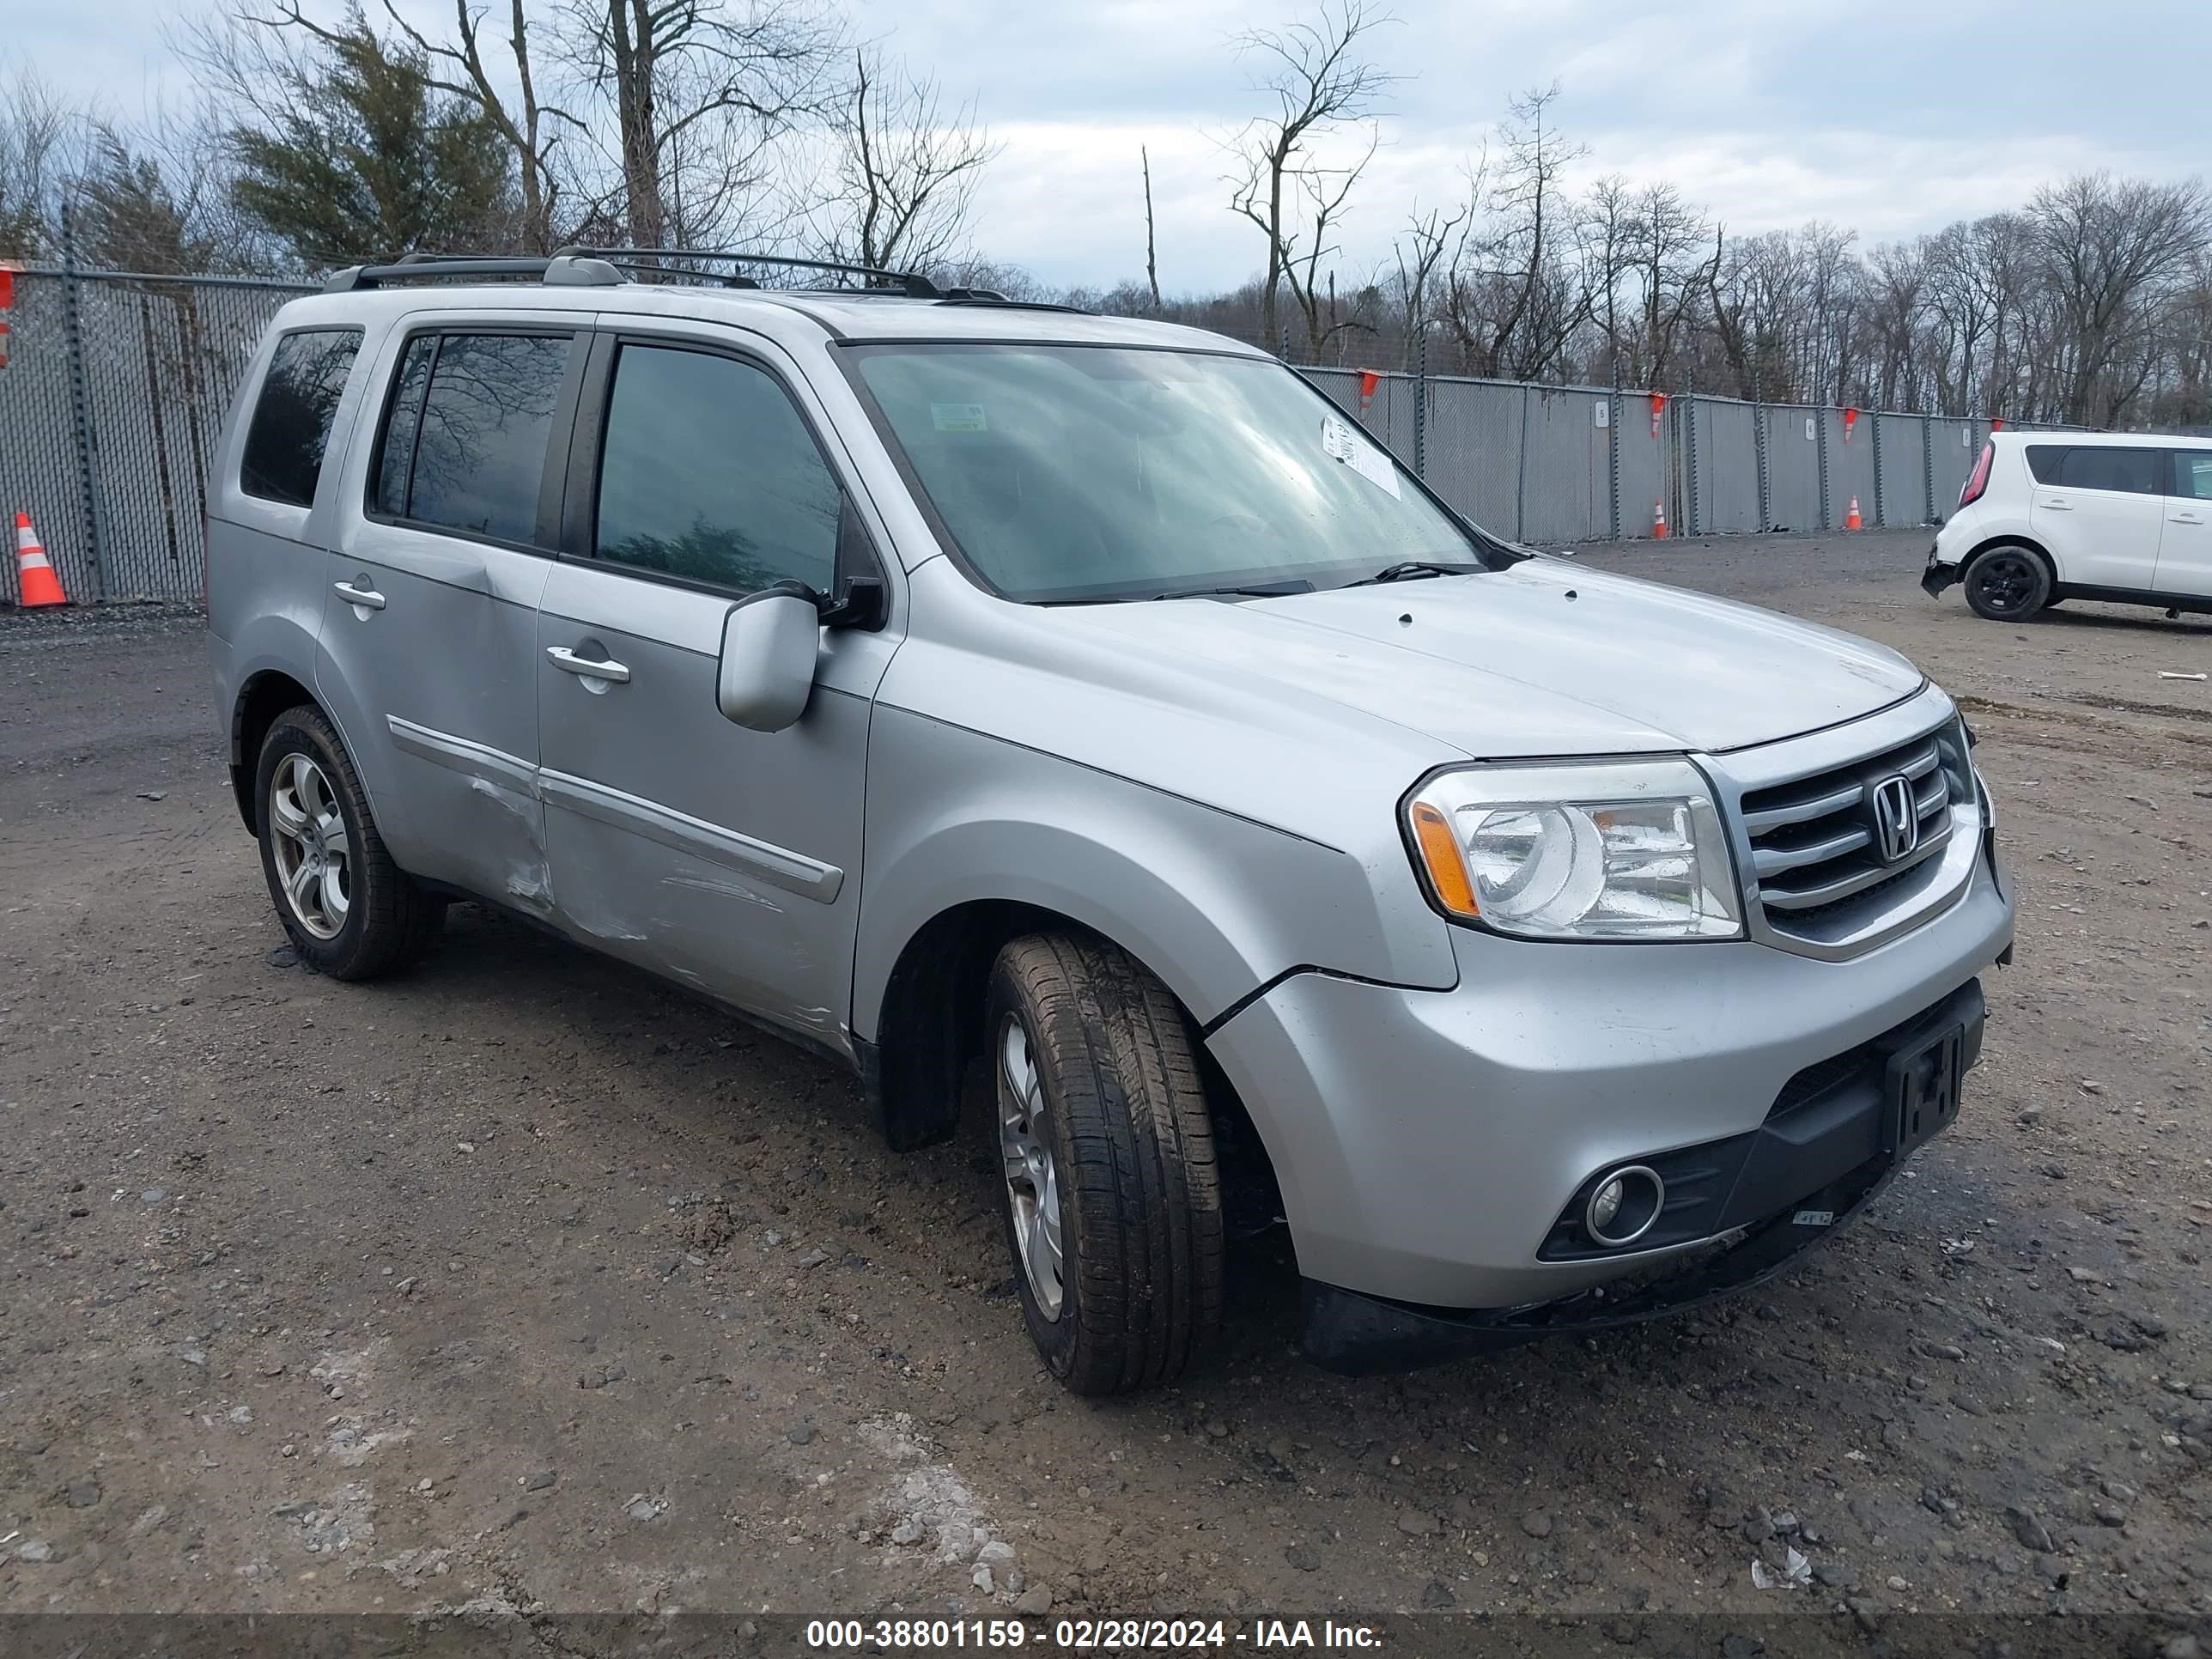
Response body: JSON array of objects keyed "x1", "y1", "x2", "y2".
[
  {"x1": 534, "y1": 556, "x2": 890, "y2": 1056},
  {"x1": 314, "y1": 544, "x2": 556, "y2": 908}
]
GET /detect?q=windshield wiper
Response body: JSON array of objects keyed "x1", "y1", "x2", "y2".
[
  {"x1": 1345, "y1": 560, "x2": 1490, "y2": 586},
  {"x1": 1147, "y1": 578, "x2": 1316, "y2": 602}
]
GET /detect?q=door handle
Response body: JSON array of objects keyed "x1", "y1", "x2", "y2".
[
  {"x1": 2039, "y1": 497, "x2": 2072, "y2": 511},
  {"x1": 332, "y1": 580, "x2": 386, "y2": 610},
  {"x1": 546, "y1": 645, "x2": 631, "y2": 684},
  {"x1": 2174, "y1": 511, "x2": 2205, "y2": 525}
]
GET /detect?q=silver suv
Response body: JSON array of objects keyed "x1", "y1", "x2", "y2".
[{"x1": 207, "y1": 251, "x2": 2014, "y2": 1392}]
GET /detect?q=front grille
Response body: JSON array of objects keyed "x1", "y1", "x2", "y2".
[{"x1": 1738, "y1": 722, "x2": 1970, "y2": 941}]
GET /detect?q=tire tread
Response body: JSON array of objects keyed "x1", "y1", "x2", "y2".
[
  {"x1": 990, "y1": 933, "x2": 1224, "y2": 1395},
  {"x1": 258, "y1": 706, "x2": 441, "y2": 981}
]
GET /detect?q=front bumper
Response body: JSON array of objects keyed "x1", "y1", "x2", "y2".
[
  {"x1": 1299, "y1": 979, "x2": 1982, "y2": 1373},
  {"x1": 1204, "y1": 836, "x2": 2014, "y2": 1324}
]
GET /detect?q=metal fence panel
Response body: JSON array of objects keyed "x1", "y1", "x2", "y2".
[
  {"x1": 0, "y1": 276, "x2": 93, "y2": 604},
  {"x1": 83, "y1": 277, "x2": 287, "y2": 599},
  {"x1": 1422, "y1": 379, "x2": 1525, "y2": 532},
  {"x1": 1, "y1": 270, "x2": 308, "y2": 604},
  {"x1": 1824, "y1": 410, "x2": 1877, "y2": 529},
  {"x1": 1518, "y1": 385, "x2": 1612, "y2": 543},
  {"x1": 1691, "y1": 398, "x2": 1760, "y2": 534},
  {"x1": 1874, "y1": 413, "x2": 1928, "y2": 526},
  {"x1": 1614, "y1": 400, "x2": 1667, "y2": 540},
  {"x1": 1763, "y1": 406, "x2": 1823, "y2": 532}
]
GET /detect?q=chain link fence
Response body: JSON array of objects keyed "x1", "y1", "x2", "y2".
[
  {"x1": 1, "y1": 266, "x2": 314, "y2": 605},
  {"x1": 2, "y1": 264, "x2": 2080, "y2": 607},
  {"x1": 1303, "y1": 362, "x2": 2083, "y2": 550}
]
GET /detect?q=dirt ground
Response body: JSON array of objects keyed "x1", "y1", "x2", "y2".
[{"x1": 2, "y1": 528, "x2": 2209, "y2": 1649}]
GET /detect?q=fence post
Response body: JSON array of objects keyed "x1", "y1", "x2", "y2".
[
  {"x1": 1412, "y1": 328, "x2": 1428, "y2": 479},
  {"x1": 1753, "y1": 398, "x2": 1771, "y2": 532},
  {"x1": 58, "y1": 202, "x2": 109, "y2": 602},
  {"x1": 1815, "y1": 405, "x2": 1832, "y2": 532},
  {"x1": 1516, "y1": 381, "x2": 1532, "y2": 541},
  {"x1": 1871, "y1": 414, "x2": 1887, "y2": 528},
  {"x1": 1922, "y1": 412, "x2": 1936, "y2": 524},
  {"x1": 1683, "y1": 396, "x2": 1700, "y2": 537},
  {"x1": 1607, "y1": 379, "x2": 1621, "y2": 541}
]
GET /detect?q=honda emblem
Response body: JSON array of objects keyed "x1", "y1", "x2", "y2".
[{"x1": 1871, "y1": 774, "x2": 1920, "y2": 864}]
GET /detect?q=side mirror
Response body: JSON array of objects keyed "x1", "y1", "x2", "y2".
[{"x1": 717, "y1": 583, "x2": 821, "y2": 732}]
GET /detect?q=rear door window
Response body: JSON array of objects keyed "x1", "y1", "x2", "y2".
[
  {"x1": 2024, "y1": 444, "x2": 2066, "y2": 484},
  {"x1": 2172, "y1": 451, "x2": 2212, "y2": 501},
  {"x1": 373, "y1": 331, "x2": 574, "y2": 545},
  {"x1": 240, "y1": 329, "x2": 362, "y2": 507},
  {"x1": 2051, "y1": 447, "x2": 2163, "y2": 495}
]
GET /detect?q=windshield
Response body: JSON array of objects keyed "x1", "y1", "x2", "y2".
[{"x1": 848, "y1": 343, "x2": 1489, "y2": 603}]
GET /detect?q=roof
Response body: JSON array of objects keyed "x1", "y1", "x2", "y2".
[
  {"x1": 1996, "y1": 427, "x2": 2212, "y2": 449},
  {"x1": 294, "y1": 252, "x2": 1266, "y2": 357}
]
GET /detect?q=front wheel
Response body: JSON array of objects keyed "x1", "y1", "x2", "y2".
[
  {"x1": 986, "y1": 935, "x2": 1224, "y2": 1395},
  {"x1": 1962, "y1": 544, "x2": 2052, "y2": 621},
  {"x1": 255, "y1": 706, "x2": 444, "y2": 979}
]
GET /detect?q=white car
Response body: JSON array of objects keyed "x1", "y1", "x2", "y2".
[{"x1": 1923, "y1": 430, "x2": 2212, "y2": 620}]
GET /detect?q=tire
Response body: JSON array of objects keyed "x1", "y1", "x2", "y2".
[
  {"x1": 255, "y1": 705, "x2": 444, "y2": 980},
  {"x1": 985, "y1": 934, "x2": 1224, "y2": 1395},
  {"x1": 1961, "y1": 544, "x2": 2052, "y2": 621}
]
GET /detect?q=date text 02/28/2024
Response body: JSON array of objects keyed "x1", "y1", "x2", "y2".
[{"x1": 805, "y1": 1619, "x2": 1384, "y2": 1649}]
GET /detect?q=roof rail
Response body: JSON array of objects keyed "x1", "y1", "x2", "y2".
[
  {"x1": 555, "y1": 246, "x2": 940, "y2": 299},
  {"x1": 322, "y1": 253, "x2": 625, "y2": 294}
]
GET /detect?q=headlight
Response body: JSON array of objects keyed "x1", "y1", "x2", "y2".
[{"x1": 1405, "y1": 760, "x2": 1743, "y2": 940}]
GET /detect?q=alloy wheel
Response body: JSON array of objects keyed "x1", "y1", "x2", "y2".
[
  {"x1": 1968, "y1": 550, "x2": 2041, "y2": 616},
  {"x1": 268, "y1": 752, "x2": 351, "y2": 940},
  {"x1": 997, "y1": 1012, "x2": 1066, "y2": 1319}
]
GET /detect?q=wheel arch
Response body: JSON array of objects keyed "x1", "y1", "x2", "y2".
[
  {"x1": 1963, "y1": 532, "x2": 2059, "y2": 586},
  {"x1": 229, "y1": 669, "x2": 320, "y2": 834},
  {"x1": 858, "y1": 893, "x2": 1285, "y2": 1245}
]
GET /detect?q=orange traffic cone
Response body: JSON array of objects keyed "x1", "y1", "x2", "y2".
[
  {"x1": 13, "y1": 513, "x2": 67, "y2": 607},
  {"x1": 1653, "y1": 499, "x2": 1669, "y2": 539},
  {"x1": 1844, "y1": 496, "x2": 1863, "y2": 532}
]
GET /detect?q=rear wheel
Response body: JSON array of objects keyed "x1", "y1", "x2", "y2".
[
  {"x1": 1962, "y1": 544, "x2": 2052, "y2": 621},
  {"x1": 256, "y1": 706, "x2": 443, "y2": 980},
  {"x1": 986, "y1": 934, "x2": 1224, "y2": 1395}
]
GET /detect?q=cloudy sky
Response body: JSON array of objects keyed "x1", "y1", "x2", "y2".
[{"x1": 15, "y1": 0, "x2": 2205, "y2": 291}]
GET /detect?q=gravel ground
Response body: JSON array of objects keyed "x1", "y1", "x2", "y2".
[{"x1": 2, "y1": 531, "x2": 2209, "y2": 1647}]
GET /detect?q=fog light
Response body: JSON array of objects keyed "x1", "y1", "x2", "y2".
[
  {"x1": 1583, "y1": 1164, "x2": 1664, "y2": 1247},
  {"x1": 1590, "y1": 1178, "x2": 1625, "y2": 1232}
]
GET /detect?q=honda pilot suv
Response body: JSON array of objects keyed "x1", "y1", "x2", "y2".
[{"x1": 207, "y1": 251, "x2": 2014, "y2": 1392}]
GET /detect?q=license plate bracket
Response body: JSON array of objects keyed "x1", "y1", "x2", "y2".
[{"x1": 1885, "y1": 1024, "x2": 1965, "y2": 1158}]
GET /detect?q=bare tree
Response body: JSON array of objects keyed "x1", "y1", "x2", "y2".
[
  {"x1": 1225, "y1": 0, "x2": 1396, "y2": 348},
  {"x1": 0, "y1": 60, "x2": 71, "y2": 259},
  {"x1": 1141, "y1": 144, "x2": 1160, "y2": 309},
  {"x1": 1579, "y1": 173, "x2": 1637, "y2": 382},
  {"x1": 805, "y1": 45, "x2": 994, "y2": 275},
  {"x1": 1626, "y1": 180, "x2": 1713, "y2": 386},
  {"x1": 1279, "y1": 126, "x2": 1378, "y2": 357},
  {"x1": 2027, "y1": 172, "x2": 2212, "y2": 424},
  {"x1": 1437, "y1": 85, "x2": 1589, "y2": 380},
  {"x1": 556, "y1": 0, "x2": 841, "y2": 250},
  {"x1": 1391, "y1": 197, "x2": 1466, "y2": 349}
]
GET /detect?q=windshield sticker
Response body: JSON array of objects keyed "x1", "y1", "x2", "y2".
[
  {"x1": 1321, "y1": 416, "x2": 1401, "y2": 499},
  {"x1": 931, "y1": 402, "x2": 989, "y2": 432}
]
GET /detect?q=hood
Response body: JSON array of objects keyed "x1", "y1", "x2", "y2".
[{"x1": 1054, "y1": 558, "x2": 1923, "y2": 757}]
